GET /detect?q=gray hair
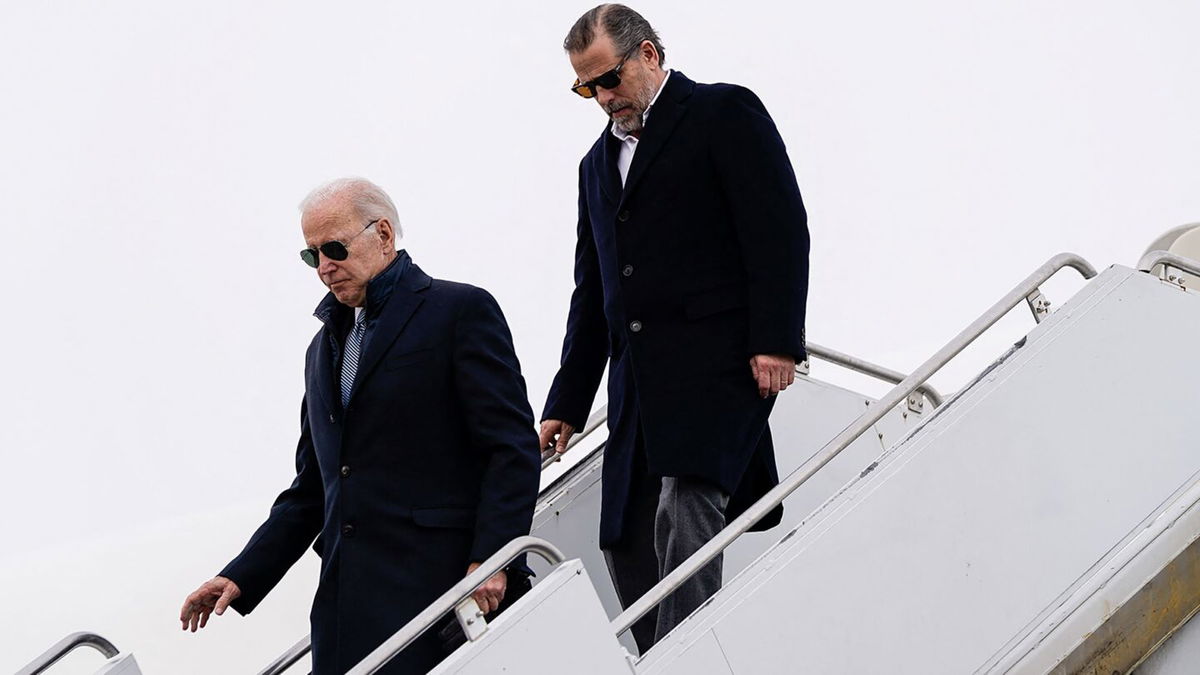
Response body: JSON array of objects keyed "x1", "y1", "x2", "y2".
[
  {"x1": 299, "y1": 177, "x2": 403, "y2": 239},
  {"x1": 564, "y1": 4, "x2": 666, "y2": 67}
]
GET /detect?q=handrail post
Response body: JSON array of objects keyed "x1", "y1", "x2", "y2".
[
  {"x1": 16, "y1": 632, "x2": 120, "y2": 675},
  {"x1": 1137, "y1": 250, "x2": 1200, "y2": 281},
  {"x1": 346, "y1": 536, "x2": 566, "y2": 675},
  {"x1": 610, "y1": 252, "x2": 1097, "y2": 637}
]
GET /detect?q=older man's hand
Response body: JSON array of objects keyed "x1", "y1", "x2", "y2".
[
  {"x1": 538, "y1": 419, "x2": 576, "y2": 456},
  {"x1": 750, "y1": 354, "x2": 796, "y2": 398},
  {"x1": 180, "y1": 576, "x2": 241, "y2": 632},
  {"x1": 466, "y1": 563, "x2": 507, "y2": 614}
]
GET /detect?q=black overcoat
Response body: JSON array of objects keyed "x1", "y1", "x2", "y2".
[
  {"x1": 543, "y1": 72, "x2": 810, "y2": 548},
  {"x1": 221, "y1": 252, "x2": 541, "y2": 674}
]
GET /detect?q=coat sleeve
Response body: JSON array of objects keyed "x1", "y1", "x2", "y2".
[
  {"x1": 541, "y1": 160, "x2": 610, "y2": 428},
  {"x1": 219, "y1": 397, "x2": 325, "y2": 615},
  {"x1": 453, "y1": 287, "x2": 542, "y2": 563},
  {"x1": 710, "y1": 86, "x2": 810, "y2": 361}
]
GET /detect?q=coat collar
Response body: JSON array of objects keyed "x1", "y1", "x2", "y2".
[
  {"x1": 311, "y1": 250, "x2": 430, "y2": 411},
  {"x1": 620, "y1": 71, "x2": 694, "y2": 206},
  {"x1": 592, "y1": 71, "x2": 695, "y2": 208}
]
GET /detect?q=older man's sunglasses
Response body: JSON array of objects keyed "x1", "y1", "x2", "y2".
[
  {"x1": 300, "y1": 219, "x2": 379, "y2": 268},
  {"x1": 570, "y1": 49, "x2": 638, "y2": 98}
]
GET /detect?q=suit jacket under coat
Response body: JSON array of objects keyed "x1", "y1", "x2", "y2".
[
  {"x1": 543, "y1": 72, "x2": 810, "y2": 548},
  {"x1": 220, "y1": 252, "x2": 541, "y2": 675}
]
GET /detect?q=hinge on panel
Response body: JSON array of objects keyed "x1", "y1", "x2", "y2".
[
  {"x1": 797, "y1": 358, "x2": 811, "y2": 376},
  {"x1": 1025, "y1": 288, "x2": 1051, "y2": 323},
  {"x1": 455, "y1": 597, "x2": 489, "y2": 641}
]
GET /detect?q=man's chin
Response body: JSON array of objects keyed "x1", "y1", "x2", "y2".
[{"x1": 332, "y1": 287, "x2": 364, "y2": 306}]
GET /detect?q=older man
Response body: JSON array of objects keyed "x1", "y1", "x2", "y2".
[
  {"x1": 180, "y1": 178, "x2": 541, "y2": 674},
  {"x1": 539, "y1": 5, "x2": 810, "y2": 651}
]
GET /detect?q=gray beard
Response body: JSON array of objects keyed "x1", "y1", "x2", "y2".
[{"x1": 612, "y1": 110, "x2": 645, "y2": 134}]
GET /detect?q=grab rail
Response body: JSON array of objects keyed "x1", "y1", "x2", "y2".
[
  {"x1": 1138, "y1": 250, "x2": 1200, "y2": 280},
  {"x1": 610, "y1": 252, "x2": 1097, "y2": 637},
  {"x1": 805, "y1": 341, "x2": 944, "y2": 407},
  {"x1": 540, "y1": 404, "x2": 609, "y2": 469},
  {"x1": 257, "y1": 636, "x2": 312, "y2": 675},
  {"x1": 346, "y1": 536, "x2": 565, "y2": 675},
  {"x1": 16, "y1": 632, "x2": 119, "y2": 675}
]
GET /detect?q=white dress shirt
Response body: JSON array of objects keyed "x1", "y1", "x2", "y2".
[{"x1": 611, "y1": 70, "x2": 672, "y2": 186}]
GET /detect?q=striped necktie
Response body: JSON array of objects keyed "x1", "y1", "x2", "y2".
[{"x1": 340, "y1": 309, "x2": 367, "y2": 408}]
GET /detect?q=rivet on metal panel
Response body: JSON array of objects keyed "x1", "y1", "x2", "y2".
[
  {"x1": 797, "y1": 359, "x2": 811, "y2": 376},
  {"x1": 1025, "y1": 288, "x2": 1051, "y2": 323}
]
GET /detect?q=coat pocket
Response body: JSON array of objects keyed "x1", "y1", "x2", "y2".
[
  {"x1": 684, "y1": 285, "x2": 747, "y2": 320},
  {"x1": 384, "y1": 348, "x2": 434, "y2": 370},
  {"x1": 411, "y1": 506, "x2": 477, "y2": 529}
]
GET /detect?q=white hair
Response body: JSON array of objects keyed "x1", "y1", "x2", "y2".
[{"x1": 299, "y1": 177, "x2": 403, "y2": 239}]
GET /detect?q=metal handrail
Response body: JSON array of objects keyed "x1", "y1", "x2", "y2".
[
  {"x1": 257, "y1": 635, "x2": 312, "y2": 675},
  {"x1": 540, "y1": 404, "x2": 609, "y2": 469},
  {"x1": 346, "y1": 536, "x2": 565, "y2": 675},
  {"x1": 610, "y1": 252, "x2": 1097, "y2": 637},
  {"x1": 1137, "y1": 249, "x2": 1200, "y2": 278},
  {"x1": 16, "y1": 632, "x2": 120, "y2": 675},
  {"x1": 805, "y1": 341, "x2": 944, "y2": 407}
]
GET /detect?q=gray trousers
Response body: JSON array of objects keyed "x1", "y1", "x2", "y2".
[{"x1": 603, "y1": 448, "x2": 730, "y2": 654}]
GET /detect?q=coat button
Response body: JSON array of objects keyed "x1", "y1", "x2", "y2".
[
  {"x1": 342, "y1": 524, "x2": 356, "y2": 537},
  {"x1": 340, "y1": 465, "x2": 351, "y2": 478},
  {"x1": 618, "y1": 210, "x2": 630, "y2": 222},
  {"x1": 629, "y1": 320, "x2": 643, "y2": 333},
  {"x1": 328, "y1": 413, "x2": 336, "y2": 424},
  {"x1": 622, "y1": 265, "x2": 634, "y2": 277}
]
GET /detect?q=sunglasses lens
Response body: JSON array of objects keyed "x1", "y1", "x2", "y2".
[
  {"x1": 595, "y1": 71, "x2": 621, "y2": 90},
  {"x1": 571, "y1": 81, "x2": 595, "y2": 99},
  {"x1": 320, "y1": 241, "x2": 350, "y2": 261},
  {"x1": 300, "y1": 249, "x2": 319, "y2": 268}
]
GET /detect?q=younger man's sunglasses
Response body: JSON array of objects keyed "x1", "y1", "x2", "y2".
[
  {"x1": 300, "y1": 219, "x2": 379, "y2": 268},
  {"x1": 570, "y1": 49, "x2": 639, "y2": 99}
]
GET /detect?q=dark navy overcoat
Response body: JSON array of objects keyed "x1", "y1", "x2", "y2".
[
  {"x1": 543, "y1": 72, "x2": 810, "y2": 548},
  {"x1": 221, "y1": 252, "x2": 541, "y2": 674}
]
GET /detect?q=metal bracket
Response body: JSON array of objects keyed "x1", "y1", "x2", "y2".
[
  {"x1": 1025, "y1": 288, "x2": 1051, "y2": 323},
  {"x1": 454, "y1": 597, "x2": 489, "y2": 642},
  {"x1": 796, "y1": 358, "x2": 811, "y2": 376},
  {"x1": 906, "y1": 394, "x2": 925, "y2": 414},
  {"x1": 1164, "y1": 266, "x2": 1190, "y2": 291}
]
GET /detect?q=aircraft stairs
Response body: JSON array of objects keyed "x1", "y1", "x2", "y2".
[{"x1": 21, "y1": 251, "x2": 1200, "y2": 675}]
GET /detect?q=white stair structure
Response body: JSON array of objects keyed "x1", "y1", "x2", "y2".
[{"x1": 397, "y1": 252, "x2": 1200, "y2": 675}]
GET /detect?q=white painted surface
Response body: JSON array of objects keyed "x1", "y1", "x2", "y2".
[
  {"x1": 432, "y1": 560, "x2": 632, "y2": 675},
  {"x1": 637, "y1": 266, "x2": 1200, "y2": 674},
  {"x1": 93, "y1": 654, "x2": 142, "y2": 675}
]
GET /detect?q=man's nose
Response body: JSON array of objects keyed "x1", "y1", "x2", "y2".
[
  {"x1": 596, "y1": 87, "x2": 615, "y2": 107},
  {"x1": 318, "y1": 255, "x2": 338, "y2": 275}
]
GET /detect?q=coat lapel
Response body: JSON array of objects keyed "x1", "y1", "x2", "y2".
[
  {"x1": 311, "y1": 294, "x2": 343, "y2": 414},
  {"x1": 346, "y1": 263, "x2": 431, "y2": 404},
  {"x1": 595, "y1": 130, "x2": 622, "y2": 205},
  {"x1": 619, "y1": 72, "x2": 695, "y2": 209}
]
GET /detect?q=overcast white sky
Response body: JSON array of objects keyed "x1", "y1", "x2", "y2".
[{"x1": 1, "y1": 1, "x2": 1198, "y2": 672}]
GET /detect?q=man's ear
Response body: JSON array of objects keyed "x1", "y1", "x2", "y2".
[
  {"x1": 375, "y1": 218, "x2": 396, "y2": 250},
  {"x1": 640, "y1": 40, "x2": 660, "y2": 68}
]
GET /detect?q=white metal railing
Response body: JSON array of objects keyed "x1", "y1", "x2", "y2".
[
  {"x1": 610, "y1": 252, "x2": 1098, "y2": 637},
  {"x1": 346, "y1": 536, "x2": 565, "y2": 674},
  {"x1": 16, "y1": 632, "x2": 120, "y2": 675},
  {"x1": 1138, "y1": 249, "x2": 1200, "y2": 283}
]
